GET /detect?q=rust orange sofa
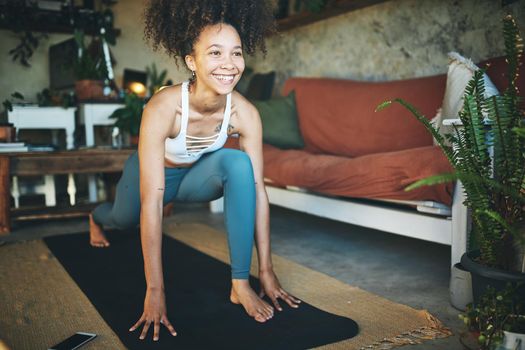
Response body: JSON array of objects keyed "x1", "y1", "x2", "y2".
[{"x1": 264, "y1": 75, "x2": 453, "y2": 206}]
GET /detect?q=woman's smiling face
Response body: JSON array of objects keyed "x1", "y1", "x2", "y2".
[{"x1": 186, "y1": 23, "x2": 245, "y2": 95}]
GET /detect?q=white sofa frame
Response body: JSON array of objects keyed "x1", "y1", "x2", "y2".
[{"x1": 210, "y1": 181, "x2": 469, "y2": 269}]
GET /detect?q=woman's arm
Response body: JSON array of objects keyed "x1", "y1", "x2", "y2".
[
  {"x1": 138, "y1": 103, "x2": 167, "y2": 292},
  {"x1": 237, "y1": 100, "x2": 301, "y2": 310},
  {"x1": 129, "y1": 89, "x2": 178, "y2": 341},
  {"x1": 238, "y1": 105, "x2": 273, "y2": 272}
]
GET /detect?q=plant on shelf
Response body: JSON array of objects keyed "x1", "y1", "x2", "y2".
[
  {"x1": 1, "y1": 91, "x2": 24, "y2": 123},
  {"x1": 72, "y1": 29, "x2": 109, "y2": 100},
  {"x1": 109, "y1": 92, "x2": 145, "y2": 144},
  {"x1": 36, "y1": 88, "x2": 75, "y2": 108},
  {"x1": 459, "y1": 283, "x2": 525, "y2": 350},
  {"x1": 2, "y1": 92, "x2": 25, "y2": 113},
  {"x1": 73, "y1": 30, "x2": 106, "y2": 80},
  {"x1": 146, "y1": 63, "x2": 168, "y2": 97},
  {"x1": 377, "y1": 14, "x2": 525, "y2": 296}
]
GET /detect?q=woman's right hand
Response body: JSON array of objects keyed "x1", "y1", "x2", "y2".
[{"x1": 129, "y1": 288, "x2": 178, "y2": 341}]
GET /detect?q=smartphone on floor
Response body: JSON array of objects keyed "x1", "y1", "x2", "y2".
[{"x1": 48, "y1": 332, "x2": 97, "y2": 350}]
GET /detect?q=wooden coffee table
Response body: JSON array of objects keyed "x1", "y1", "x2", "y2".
[{"x1": 0, "y1": 148, "x2": 135, "y2": 234}]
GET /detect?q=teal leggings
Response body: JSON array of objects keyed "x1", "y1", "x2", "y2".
[{"x1": 92, "y1": 148, "x2": 256, "y2": 279}]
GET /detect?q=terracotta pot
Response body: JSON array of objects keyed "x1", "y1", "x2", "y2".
[
  {"x1": 75, "y1": 80, "x2": 104, "y2": 101},
  {"x1": 0, "y1": 124, "x2": 16, "y2": 142}
]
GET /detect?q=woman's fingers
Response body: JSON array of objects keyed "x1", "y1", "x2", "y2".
[
  {"x1": 153, "y1": 320, "x2": 160, "y2": 341},
  {"x1": 129, "y1": 316, "x2": 144, "y2": 332},
  {"x1": 161, "y1": 317, "x2": 178, "y2": 336},
  {"x1": 279, "y1": 289, "x2": 301, "y2": 308},
  {"x1": 283, "y1": 290, "x2": 301, "y2": 304},
  {"x1": 131, "y1": 316, "x2": 176, "y2": 340},
  {"x1": 139, "y1": 321, "x2": 152, "y2": 340},
  {"x1": 270, "y1": 295, "x2": 283, "y2": 311}
]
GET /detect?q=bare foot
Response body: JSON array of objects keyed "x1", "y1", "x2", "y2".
[
  {"x1": 230, "y1": 279, "x2": 274, "y2": 323},
  {"x1": 89, "y1": 213, "x2": 110, "y2": 248}
]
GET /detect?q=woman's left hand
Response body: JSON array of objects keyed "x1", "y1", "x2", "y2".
[{"x1": 258, "y1": 269, "x2": 301, "y2": 311}]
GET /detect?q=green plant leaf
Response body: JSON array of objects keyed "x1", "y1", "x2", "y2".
[
  {"x1": 375, "y1": 100, "x2": 392, "y2": 112},
  {"x1": 404, "y1": 173, "x2": 458, "y2": 191}
]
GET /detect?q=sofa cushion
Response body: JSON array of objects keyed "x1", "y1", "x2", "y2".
[
  {"x1": 252, "y1": 91, "x2": 305, "y2": 149},
  {"x1": 282, "y1": 76, "x2": 446, "y2": 158},
  {"x1": 262, "y1": 143, "x2": 454, "y2": 206}
]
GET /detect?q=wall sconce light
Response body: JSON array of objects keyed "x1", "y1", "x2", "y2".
[{"x1": 123, "y1": 69, "x2": 148, "y2": 97}]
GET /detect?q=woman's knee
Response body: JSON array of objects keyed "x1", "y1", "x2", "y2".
[
  {"x1": 111, "y1": 210, "x2": 139, "y2": 229},
  {"x1": 217, "y1": 149, "x2": 254, "y2": 176}
]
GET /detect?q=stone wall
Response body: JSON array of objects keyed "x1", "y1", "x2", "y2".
[{"x1": 249, "y1": 0, "x2": 525, "y2": 95}]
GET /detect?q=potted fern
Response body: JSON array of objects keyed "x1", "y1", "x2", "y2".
[{"x1": 377, "y1": 15, "x2": 525, "y2": 303}]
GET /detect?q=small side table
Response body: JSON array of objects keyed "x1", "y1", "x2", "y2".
[
  {"x1": 78, "y1": 102, "x2": 124, "y2": 202},
  {"x1": 8, "y1": 106, "x2": 77, "y2": 149},
  {"x1": 7, "y1": 106, "x2": 77, "y2": 207}
]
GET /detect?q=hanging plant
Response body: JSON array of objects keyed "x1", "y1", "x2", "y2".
[{"x1": 8, "y1": 31, "x2": 49, "y2": 68}]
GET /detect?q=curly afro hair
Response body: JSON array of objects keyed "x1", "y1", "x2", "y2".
[{"x1": 143, "y1": 0, "x2": 276, "y2": 63}]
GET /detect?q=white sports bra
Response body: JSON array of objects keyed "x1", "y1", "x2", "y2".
[{"x1": 165, "y1": 81, "x2": 232, "y2": 164}]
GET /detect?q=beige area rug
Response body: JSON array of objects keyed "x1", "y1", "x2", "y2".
[
  {"x1": 0, "y1": 240, "x2": 124, "y2": 350},
  {"x1": 0, "y1": 223, "x2": 451, "y2": 350}
]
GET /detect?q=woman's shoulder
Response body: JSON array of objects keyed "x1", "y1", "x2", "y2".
[
  {"x1": 144, "y1": 83, "x2": 183, "y2": 116},
  {"x1": 231, "y1": 90, "x2": 258, "y2": 117}
]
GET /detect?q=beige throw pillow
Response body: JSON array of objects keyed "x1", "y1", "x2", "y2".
[{"x1": 433, "y1": 52, "x2": 499, "y2": 146}]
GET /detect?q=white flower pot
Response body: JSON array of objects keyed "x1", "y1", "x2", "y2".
[
  {"x1": 502, "y1": 331, "x2": 525, "y2": 350},
  {"x1": 449, "y1": 262, "x2": 473, "y2": 311}
]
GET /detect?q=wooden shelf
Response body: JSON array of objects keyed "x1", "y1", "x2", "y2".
[
  {"x1": 277, "y1": 0, "x2": 391, "y2": 31},
  {"x1": 0, "y1": 6, "x2": 120, "y2": 36},
  {"x1": 11, "y1": 202, "x2": 99, "y2": 222},
  {"x1": 0, "y1": 22, "x2": 121, "y2": 37}
]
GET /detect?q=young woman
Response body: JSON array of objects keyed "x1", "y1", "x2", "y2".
[{"x1": 88, "y1": 0, "x2": 300, "y2": 342}]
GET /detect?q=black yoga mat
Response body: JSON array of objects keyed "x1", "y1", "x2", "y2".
[{"x1": 44, "y1": 231, "x2": 358, "y2": 350}]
